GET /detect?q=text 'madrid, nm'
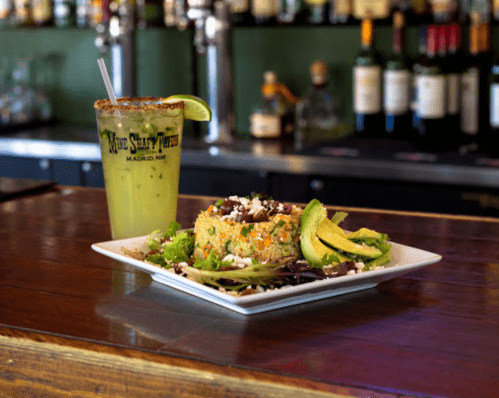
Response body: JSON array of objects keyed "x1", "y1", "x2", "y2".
[{"x1": 102, "y1": 129, "x2": 180, "y2": 161}]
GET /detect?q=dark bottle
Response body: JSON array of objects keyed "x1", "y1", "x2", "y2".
[
  {"x1": 460, "y1": 15, "x2": 481, "y2": 148},
  {"x1": 32, "y1": 0, "x2": 53, "y2": 26},
  {"x1": 411, "y1": 24, "x2": 427, "y2": 136},
  {"x1": 417, "y1": 25, "x2": 447, "y2": 151},
  {"x1": 384, "y1": 10, "x2": 411, "y2": 138},
  {"x1": 478, "y1": 18, "x2": 492, "y2": 147},
  {"x1": 446, "y1": 23, "x2": 462, "y2": 141},
  {"x1": 53, "y1": 0, "x2": 76, "y2": 27},
  {"x1": 488, "y1": 58, "x2": 499, "y2": 157},
  {"x1": 353, "y1": 18, "x2": 382, "y2": 137}
]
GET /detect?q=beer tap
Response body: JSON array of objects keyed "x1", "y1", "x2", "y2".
[
  {"x1": 94, "y1": 0, "x2": 137, "y2": 98},
  {"x1": 184, "y1": 0, "x2": 234, "y2": 144}
]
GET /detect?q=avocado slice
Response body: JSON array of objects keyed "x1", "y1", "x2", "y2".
[
  {"x1": 300, "y1": 199, "x2": 350, "y2": 265},
  {"x1": 316, "y1": 218, "x2": 382, "y2": 258},
  {"x1": 346, "y1": 227, "x2": 386, "y2": 241}
]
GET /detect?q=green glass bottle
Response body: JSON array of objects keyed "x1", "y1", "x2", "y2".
[
  {"x1": 354, "y1": 18, "x2": 382, "y2": 137},
  {"x1": 384, "y1": 10, "x2": 411, "y2": 138}
]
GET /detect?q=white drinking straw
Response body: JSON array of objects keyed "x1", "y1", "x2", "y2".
[{"x1": 97, "y1": 57, "x2": 118, "y2": 105}]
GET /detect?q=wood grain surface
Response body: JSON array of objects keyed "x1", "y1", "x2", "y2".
[{"x1": 1, "y1": 186, "x2": 498, "y2": 398}]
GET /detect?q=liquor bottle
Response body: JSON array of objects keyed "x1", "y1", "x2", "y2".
[
  {"x1": 295, "y1": 60, "x2": 339, "y2": 151},
  {"x1": 460, "y1": 15, "x2": 480, "y2": 147},
  {"x1": 13, "y1": 0, "x2": 33, "y2": 25},
  {"x1": 478, "y1": 18, "x2": 491, "y2": 145},
  {"x1": 411, "y1": 24, "x2": 427, "y2": 136},
  {"x1": 302, "y1": 0, "x2": 328, "y2": 25},
  {"x1": 53, "y1": 0, "x2": 76, "y2": 27},
  {"x1": 136, "y1": 0, "x2": 163, "y2": 28},
  {"x1": 89, "y1": 0, "x2": 110, "y2": 27},
  {"x1": 353, "y1": 18, "x2": 382, "y2": 137},
  {"x1": 278, "y1": 0, "x2": 302, "y2": 24},
  {"x1": 384, "y1": 11, "x2": 410, "y2": 138},
  {"x1": 31, "y1": 0, "x2": 52, "y2": 25},
  {"x1": 252, "y1": 0, "x2": 278, "y2": 25},
  {"x1": 250, "y1": 71, "x2": 298, "y2": 139},
  {"x1": 429, "y1": 0, "x2": 455, "y2": 22},
  {"x1": 446, "y1": 23, "x2": 461, "y2": 140},
  {"x1": 0, "y1": 0, "x2": 13, "y2": 27},
  {"x1": 329, "y1": 0, "x2": 350, "y2": 24},
  {"x1": 417, "y1": 25, "x2": 447, "y2": 151},
  {"x1": 76, "y1": 0, "x2": 88, "y2": 27},
  {"x1": 489, "y1": 57, "x2": 499, "y2": 157},
  {"x1": 230, "y1": 0, "x2": 252, "y2": 25}
]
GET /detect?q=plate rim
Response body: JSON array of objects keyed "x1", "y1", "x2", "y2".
[{"x1": 91, "y1": 233, "x2": 442, "y2": 314}]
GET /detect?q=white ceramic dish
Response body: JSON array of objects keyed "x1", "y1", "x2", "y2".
[{"x1": 92, "y1": 236, "x2": 442, "y2": 315}]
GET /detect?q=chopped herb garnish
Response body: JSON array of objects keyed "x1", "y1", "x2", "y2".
[{"x1": 241, "y1": 224, "x2": 255, "y2": 237}]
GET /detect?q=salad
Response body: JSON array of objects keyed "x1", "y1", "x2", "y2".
[{"x1": 123, "y1": 197, "x2": 392, "y2": 296}]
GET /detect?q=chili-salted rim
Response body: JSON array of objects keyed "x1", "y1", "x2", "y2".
[{"x1": 94, "y1": 97, "x2": 184, "y2": 112}]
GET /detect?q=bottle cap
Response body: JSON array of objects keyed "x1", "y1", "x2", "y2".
[
  {"x1": 263, "y1": 71, "x2": 277, "y2": 84},
  {"x1": 310, "y1": 60, "x2": 327, "y2": 85}
]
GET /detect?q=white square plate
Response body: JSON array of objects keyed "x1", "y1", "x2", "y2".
[{"x1": 92, "y1": 236, "x2": 442, "y2": 315}]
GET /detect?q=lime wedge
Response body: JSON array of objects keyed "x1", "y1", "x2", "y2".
[{"x1": 163, "y1": 95, "x2": 212, "y2": 121}]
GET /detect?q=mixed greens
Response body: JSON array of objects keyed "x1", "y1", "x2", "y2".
[{"x1": 131, "y1": 199, "x2": 392, "y2": 296}]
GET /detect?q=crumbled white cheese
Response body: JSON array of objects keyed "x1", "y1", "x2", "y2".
[
  {"x1": 222, "y1": 254, "x2": 253, "y2": 268},
  {"x1": 355, "y1": 262, "x2": 365, "y2": 272}
]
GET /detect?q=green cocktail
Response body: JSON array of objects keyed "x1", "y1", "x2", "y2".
[{"x1": 94, "y1": 97, "x2": 184, "y2": 240}]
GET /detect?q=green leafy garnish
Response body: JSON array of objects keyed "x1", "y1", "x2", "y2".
[
  {"x1": 241, "y1": 224, "x2": 255, "y2": 237},
  {"x1": 164, "y1": 221, "x2": 182, "y2": 240},
  {"x1": 192, "y1": 250, "x2": 234, "y2": 271},
  {"x1": 161, "y1": 230, "x2": 195, "y2": 264}
]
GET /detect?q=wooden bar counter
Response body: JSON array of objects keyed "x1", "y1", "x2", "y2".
[{"x1": 1, "y1": 186, "x2": 498, "y2": 397}]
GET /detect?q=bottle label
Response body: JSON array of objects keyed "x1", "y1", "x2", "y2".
[
  {"x1": 417, "y1": 75, "x2": 446, "y2": 119},
  {"x1": 250, "y1": 113, "x2": 281, "y2": 138},
  {"x1": 447, "y1": 73, "x2": 460, "y2": 115},
  {"x1": 354, "y1": 65, "x2": 381, "y2": 114},
  {"x1": 461, "y1": 68, "x2": 479, "y2": 135},
  {"x1": 490, "y1": 83, "x2": 499, "y2": 127},
  {"x1": 384, "y1": 69, "x2": 410, "y2": 115}
]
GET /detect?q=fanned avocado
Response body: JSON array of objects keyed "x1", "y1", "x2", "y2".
[
  {"x1": 300, "y1": 199, "x2": 349, "y2": 265},
  {"x1": 316, "y1": 219, "x2": 382, "y2": 258},
  {"x1": 347, "y1": 227, "x2": 386, "y2": 241}
]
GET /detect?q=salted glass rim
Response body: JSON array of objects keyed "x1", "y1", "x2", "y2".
[{"x1": 94, "y1": 97, "x2": 185, "y2": 112}]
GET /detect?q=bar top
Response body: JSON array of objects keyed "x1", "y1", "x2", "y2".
[
  {"x1": 1, "y1": 186, "x2": 498, "y2": 397},
  {"x1": 2, "y1": 124, "x2": 499, "y2": 189}
]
